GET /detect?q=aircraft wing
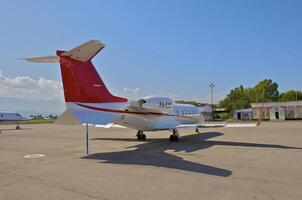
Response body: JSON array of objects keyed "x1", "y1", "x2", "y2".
[{"x1": 177, "y1": 122, "x2": 260, "y2": 129}]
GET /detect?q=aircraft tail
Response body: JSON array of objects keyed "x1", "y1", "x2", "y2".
[
  {"x1": 25, "y1": 40, "x2": 128, "y2": 104},
  {"x1": 25, "y1": 40, "x2": 128, "y2": 125}
]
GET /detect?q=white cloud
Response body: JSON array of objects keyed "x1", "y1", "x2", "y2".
[
  {"x1": 123, "y1": 87, "x2": 140, "y2": 98},
  {"x1": 0, "y1": 71, "x2": 64, "y2": 102}
]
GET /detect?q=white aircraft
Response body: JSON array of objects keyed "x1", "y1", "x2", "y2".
[
  {"x1": 25, "y1": 40, "x2": 258, "y2": 142},
  {"x1": 0, "y1": 111, "x2": 28, "y2": 130}
]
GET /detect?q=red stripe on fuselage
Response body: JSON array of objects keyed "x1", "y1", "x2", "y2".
[{"x1": 75, "y1": 103, "x2": 195, "y2": 119}]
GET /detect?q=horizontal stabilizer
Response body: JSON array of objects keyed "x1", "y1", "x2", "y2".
[
  {"x1": 23, "y1": 40, "x2": 105, "y2": 63},
  {"x1": 60, "y1": 40, "x2": 105, "y2": 62},
  {"x1": 22, "y1": 56, "x2": 59, "y2": 63}
]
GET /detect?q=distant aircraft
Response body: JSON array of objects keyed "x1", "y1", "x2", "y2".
[
  {"x1": 25, "y1": 40, "x2": 258, "y2": 142},
  {"x1": 0, "y1": 112, "x2": 28, "y2": 131}
]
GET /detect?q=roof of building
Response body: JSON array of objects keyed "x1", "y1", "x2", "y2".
[
  {"x1": 198, "y1": 105, "x2": 212, "y2": 112},
  {"x1": 214, "y1": 108, "x2": 228, "y2": 112},
  {"x1": 234, "y1": 108, "x2": 252, "y2": 113},
  {"x1": 251, "y1": 101, "x2": 302, "y2": 108}
]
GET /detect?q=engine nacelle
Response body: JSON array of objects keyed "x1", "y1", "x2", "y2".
[{"x1": 137, "y1": 97, "x2": 174, "y2": 114}]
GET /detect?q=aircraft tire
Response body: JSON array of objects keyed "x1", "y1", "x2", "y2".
[
  {"x1": 141, "y1": 134, "x2": 146, "y2": 141},
  {"x1": 137, "y1": 131, "x2": 146, "y2": 141},
  {"x1": 169, "y1": 135, "x2": 179, "y2": 142}
]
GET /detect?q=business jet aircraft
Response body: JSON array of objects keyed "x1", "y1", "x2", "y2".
[
  {"x1": 0, "y1": 111, "x2": 28, "y2": 130},
  {"x1": 25, "y1": 40, "x2": 258, "y2": 142}
]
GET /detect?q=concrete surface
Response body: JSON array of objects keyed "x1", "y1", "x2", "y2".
[{"x1": 0, "y1": 121, "x2": 302, "y2": 200}]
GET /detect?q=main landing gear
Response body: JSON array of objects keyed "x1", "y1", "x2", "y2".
[
  {"x1": 169, "y1": 129, "x2": 180, "y2": 142},
  {"x1": 136, "y1": 129, "x2": 181, "y2": 142},
  {"x1": 136, "y1": 130, "x2": 146, "y2": 141}
]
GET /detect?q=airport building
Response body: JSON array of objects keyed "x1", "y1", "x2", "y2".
[
  {"x1": 233, "y1": 108, "x2": 253, "y2": 120},
  {"x1": 251, "y1": 101, "x2": 302, "y2": 120},
  {"x1": 198, "y1": 105, "x2": 213, "y2": 120}
]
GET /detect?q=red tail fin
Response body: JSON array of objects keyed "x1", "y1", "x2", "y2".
[
  {"x1": 25, "y1": 40, "x2": 127, "y2": 103},
  {"x1": 57, "y1": 41, "x2": 127, "y2": 103}
]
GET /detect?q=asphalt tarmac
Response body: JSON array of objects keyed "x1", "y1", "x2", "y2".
[{"x1": 0, "y1": 121, "x2": 301, "y2": 200}]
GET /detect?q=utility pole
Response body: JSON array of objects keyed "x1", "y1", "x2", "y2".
[
  {"x1": 85, "y1": 123, "x2": 89, "y2": 155},
  {"x1": 208, "y1": 82, "x2": 215, "y2": 106}
]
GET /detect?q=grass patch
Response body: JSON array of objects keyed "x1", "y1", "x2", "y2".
[{"x1": 23, "y1": 119, "x2": 56, "y2": 124}]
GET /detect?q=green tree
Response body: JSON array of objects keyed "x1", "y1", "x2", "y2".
[
  {"x1": 279, "y1": 90, "x2": 302, "y2": 102},
  {"x1": 253, "y1": 79, "x2": 279, "y2": 102},
  {"x1": 219, "y1": 79, "x2": 280, "y2": 111},
  {"x1": 219, "y1": 85, "x2": 251, "y2": 110}
]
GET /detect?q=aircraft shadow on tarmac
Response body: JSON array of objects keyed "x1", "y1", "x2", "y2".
[{"x1": 83, "y1": 132, "x2": 302, "y2": 177}]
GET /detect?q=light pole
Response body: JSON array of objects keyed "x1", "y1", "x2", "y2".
[
  {"x1": 208, "y1": 82, "x2": 215, "y2": 106},
  {"x1": 85, "y1": 123, "x2": 89, "y2": 155}
]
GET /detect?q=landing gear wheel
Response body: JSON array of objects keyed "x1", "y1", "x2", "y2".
[
  {"x1": 136, "y1": 131, "x2": 146, "y2": 141},
  {"x1": 140, "y1": 134, "x2": 146, "y2": 141},
  {"x1": 169, "y1": 135, "x2": 175, "y2": 142},
  {"x1": 174, "y1": 135, "x2": 179, "y2": 142},
  {"x1": 169, "y1": 135, "x2": 179, "y2": 142}
]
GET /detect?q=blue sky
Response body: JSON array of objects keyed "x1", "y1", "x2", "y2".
[{"x1": 0, "y1": 0, "x2": 302, "y2": 114}]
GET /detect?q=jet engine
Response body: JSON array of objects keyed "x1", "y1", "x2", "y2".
[{"x1": 137, "y1": 97, "x2": 174, "y2": 114}]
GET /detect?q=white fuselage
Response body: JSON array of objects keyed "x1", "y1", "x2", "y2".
[{"x1": 68, "y1": 99, "x2": 203, "y2": 131}]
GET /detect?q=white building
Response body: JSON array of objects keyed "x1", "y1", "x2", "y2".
[
  {"x1": 233, "y1": 108, "x2": 253, "y2": 120},
  {"x1": 251, "y1": 101, "x2": 302, "y2": 120},
  {"x1": 198, "y1": 105, "x2": 213, "y2": 120}
]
